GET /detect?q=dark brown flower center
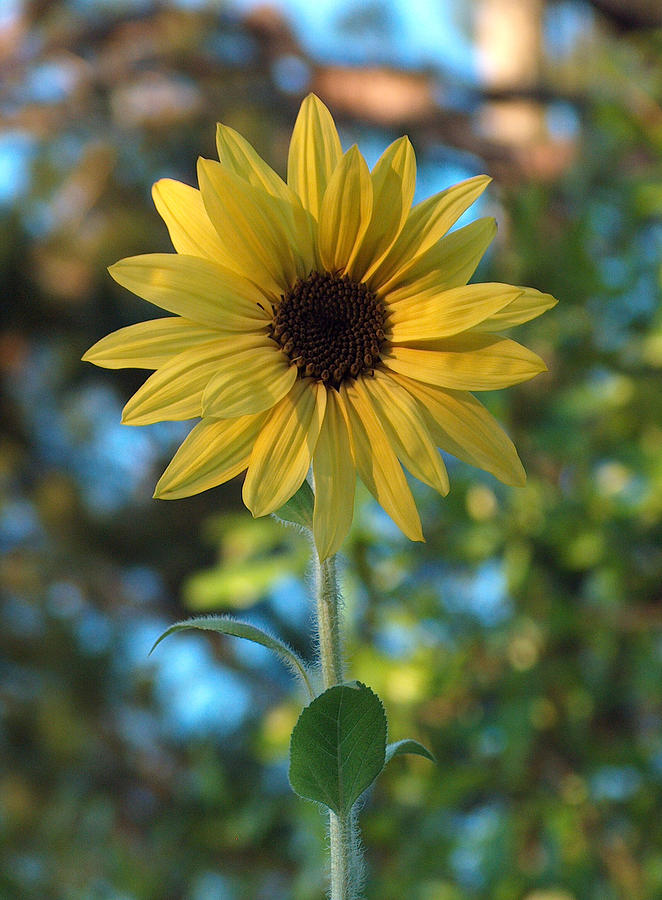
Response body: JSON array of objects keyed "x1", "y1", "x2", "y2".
[{"x1": 270, "y1": 271, "x2": 386, "y2": 389}]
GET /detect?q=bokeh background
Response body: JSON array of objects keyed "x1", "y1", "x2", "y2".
[{"x1": 3, "y1": 1, "x2": 662, "y2": 898}]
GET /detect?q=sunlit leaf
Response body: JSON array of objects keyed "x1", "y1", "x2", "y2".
[{"x1": 182, "y1": 514, "x2": 309, "y2": 610}]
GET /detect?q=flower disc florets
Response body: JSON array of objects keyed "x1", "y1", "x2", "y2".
[{"x1": 270, "y1": 270, "x2": 386, "y2": 388}]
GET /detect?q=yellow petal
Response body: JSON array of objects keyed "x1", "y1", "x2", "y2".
[
  {"x1": 379, "y1": 217, "x2": 497, "y2": 300},
  {"x1": 312, "y1": 388, "x2": 355, "y2": 560},
  {"x1": 121, "y1": 339, "x2": 229, "y2": 425},
  {"x1": 109, "y1": 253, "x2": 272, "y2": 330},
  {"x1": 471, "y1": 286, "x2": 558, "y2": 331},
  {"x1": 318, "y1": 146, "x2": 373, "y2": 274},
  {"x1": 152, "y1": 178, "x2": 232, "y2": 265},
  {"x1": 371, "y1": 175, "x2": 491, "y2": 288},
  {"x1": 154, "y1": 412, "x2": 269, "y2": 499},
  {"x1": 202, "y1": 342, "x2": 296, "y2": 418},
  {"x1": 341, "y1": 380, "x2": 423, "y2": 542},
  {"x1": 350, "y1": 136, "x2": 416, "y2": 281},
  {"x1": 82, "y1": 317, "x2": 218, "y2": 370},
  {"x1": 390, "y1": 373, "x2": 526, "y2": 485},
  {"x1": 287, "y1": 93, "x2": 342, "y2": 221},
  {"x1": 243, "y1": 380, "x2": 327, "y2": 517},
  {"x1": 197, "y1": 158, "x2": 305, "y2": 295},
  {"x1": 216, "y1": 122, "x2": 292, "y2": 202},
  {"x1": 360, "y1": 370, "x2": 449, "y2": 495},
  {"x1": 216, "y1": 123, "x2": 319, "y2": 268},
  {"x1": 387, "y1": 283, "x2": 524, "y2": 343},
  {"x1": 382, "y1": 334, "x2": 547, "y2": 391}
]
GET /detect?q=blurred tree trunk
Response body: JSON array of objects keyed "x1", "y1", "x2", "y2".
[{"x1": 475, "y1": 0, "x2": 547, "y2": 146}]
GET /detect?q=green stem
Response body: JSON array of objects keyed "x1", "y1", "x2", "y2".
[
  {"x1": 328, "y1": 810, "x2": 352, "y2": 900},
  {"x1": 315, "y1": 554, "x2": 344, "y2": 689},
  {"x1": 314, "y1": 552, "x2": 361, "y2": 900}
]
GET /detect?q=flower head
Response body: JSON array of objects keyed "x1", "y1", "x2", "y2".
[{"x1": 84, "y1": 94, "x2": 556, "y2": 559}]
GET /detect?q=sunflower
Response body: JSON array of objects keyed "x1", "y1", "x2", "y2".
[{"x1": 83, "y1": 94, "x2": 556, "y2": 559}]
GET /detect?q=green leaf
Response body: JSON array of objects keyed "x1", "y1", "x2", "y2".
[
  {"x1": 385, "y1": 739, "x2": 436, "y2": 765},
  {"x1": 150, "y1": 615, "x2": 314, "y2": 699},
  {"x1": 272, "y1": 479, "x2": 314, "y2": 530},
  {"x1": 289, "y1": 682, "x2": 387, "y2": 816}
]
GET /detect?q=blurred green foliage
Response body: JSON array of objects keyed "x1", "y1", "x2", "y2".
[{"x1": 2, "y1": 1, "x2": 662, "y2": 899}]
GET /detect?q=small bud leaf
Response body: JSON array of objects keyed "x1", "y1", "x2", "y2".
[
  {"x1": 272, "y1": 480, "x2": 314, "y2": 530},
  {"x1": 385, "y1": 739, "x2": 436, "y2": 765}
]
